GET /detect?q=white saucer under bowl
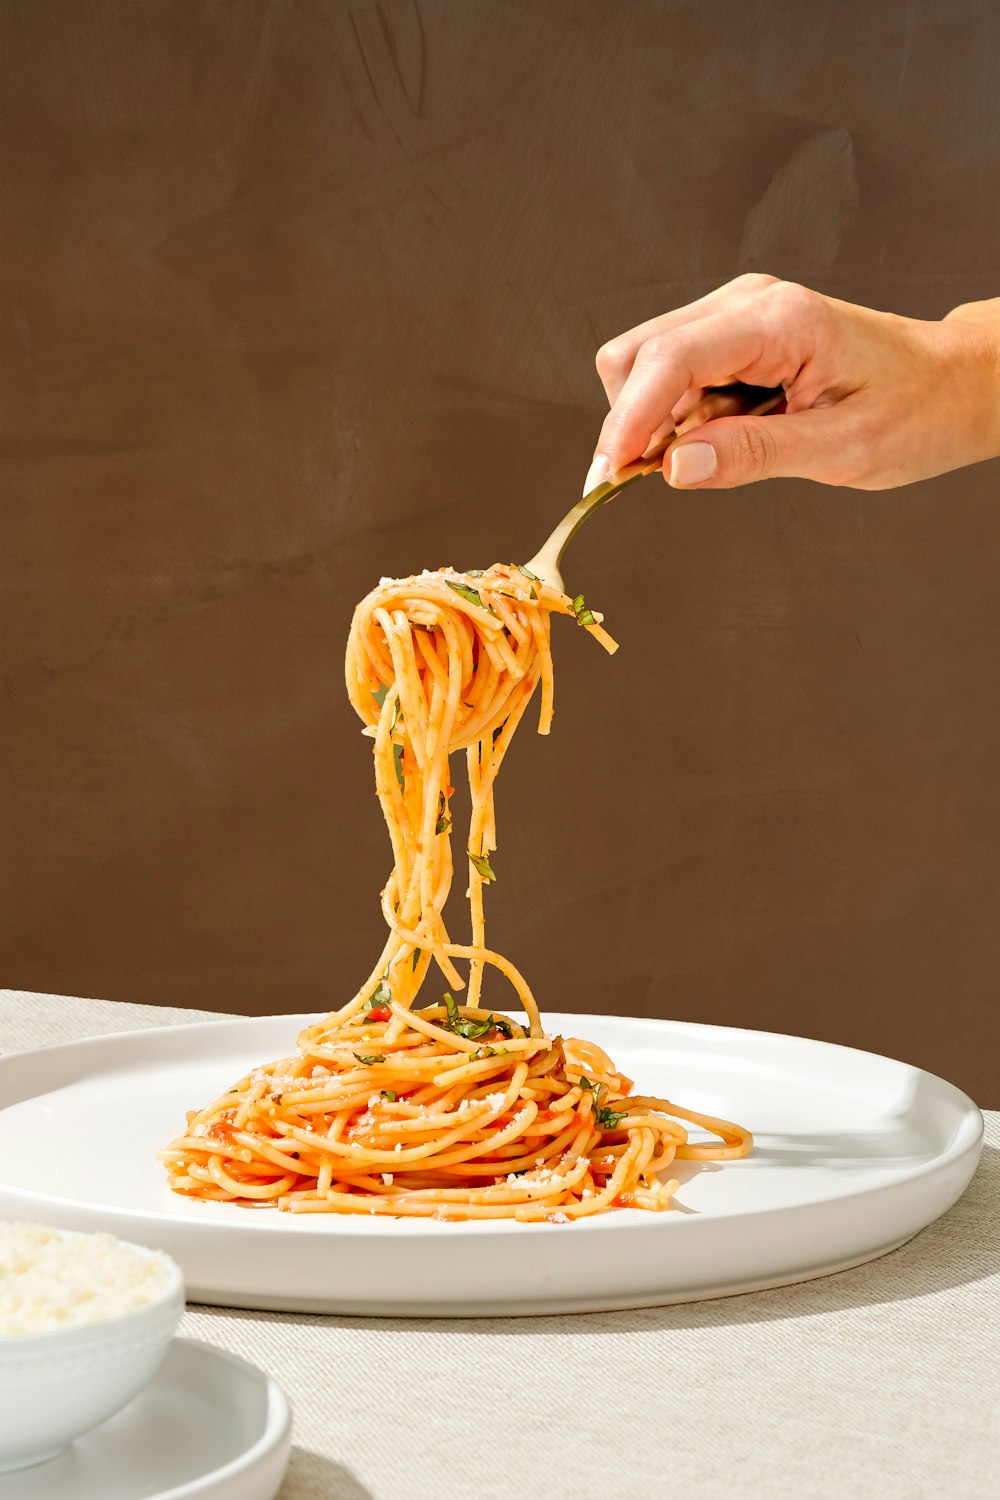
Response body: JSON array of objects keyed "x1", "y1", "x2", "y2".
[{"x1": 0, "y1": 1338, "x2": 291, "y2": 1500}]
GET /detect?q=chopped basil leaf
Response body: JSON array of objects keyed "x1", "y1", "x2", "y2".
[
  {"x1": 412, "y1": 948, "x2": 421, "y2": 971},
  {"x1": 392, "y1": 742, "x2": 405, "y2": 793},
  {"x1": 371, "y1": 683, "x2": 388, "y2": 708},
  {"x1": 571, "y1": 594, "x2": 596, "y2": 628},
  {"x1": 516, "y1": 563, "x2": 540, "y2": 581},
  {"x1": 355, "y1": 1054, "x2": 386, "y2": 1065},
  {"x1": 466, "y1": 569, "x2": 484, "y2": 578},
  {"x1": 381, "y1": 1089, "x2": 397, "y2": 1102},
  {"x1": 390, "y1": 695, "x2": 402, "y2": 734},
  {"x1": 469, "y1": 851, "x2": 496, "y2": 882},
  {"x1": 578, "y1": 1076, "x2": 605, "y2": 1107},
  {"x1": 596, "y1": 1105, "x2": 627, "y2": 1130},
  {"x1": 446, "y1": 580, "x2": 489, "y2": 611},
  {"x1": 435, "y1": 793, "x2": 451, "y2": 835},
  {"x1": 440, "y1": 994, "x2": 512, "y2": 1042},
  {"x1": 363, "y1": 979, "x2": 391, "y2": 1011}
]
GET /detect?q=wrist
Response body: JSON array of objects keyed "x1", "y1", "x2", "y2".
[{"x1": 939, "y1": 300, "x2": 1000, "y2": 462}]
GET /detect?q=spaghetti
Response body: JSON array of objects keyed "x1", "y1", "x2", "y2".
[{"x1": 161, "y1": 564, "x2": 751, "y2": 1220}]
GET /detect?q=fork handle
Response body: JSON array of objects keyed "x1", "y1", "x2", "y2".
[
  {"x1": 524, "y1": 384, "x2": 784, "y2": 586},
  {"x1": 616, "y1": 383, "x2": 785, "y2": 486}
]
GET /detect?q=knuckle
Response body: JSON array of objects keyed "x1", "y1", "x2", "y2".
[
  {"x1": 733, "y1": 419, "x2": 778, "y2": 478},
  {"x1": 768, "y1": 280, "x2": 820, "y2": 321},
  {"x1": 639, "y1": 331, "x2": 679, "y2": 365},
  {"x1": 595, "y1": 339, "x2": 629, "y2": 379},
  {"x1": 733, "y1": 271, "x2": 778, "y2": 294}
]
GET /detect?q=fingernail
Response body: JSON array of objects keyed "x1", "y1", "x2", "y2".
[
  {"x1": 582, "y1": 454, "x2": 611, "y2": 496},
  {"x1": 669, "y1": 442, "x2": 717, "y2": 487}
]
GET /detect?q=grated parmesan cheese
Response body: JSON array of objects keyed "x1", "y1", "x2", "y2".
[{"x1": 0, "y1": 1222, "x2": 174, "y2": 1339}]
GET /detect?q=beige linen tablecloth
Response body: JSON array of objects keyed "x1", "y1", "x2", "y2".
[{"x1": 2, "y1": 990, "x2": 997, "y2": 1500}]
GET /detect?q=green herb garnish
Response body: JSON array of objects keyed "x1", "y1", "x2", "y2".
[
  {"x1": 435, "y1": 793, "x2": 451, "y2": 834},
  {"x1": 446, "y1": 580, "x2": 492, "y2": 612},
  {"x1": 571, "y1": 594, "x2": 596, "y2": 628},
  {"x1": 578, "y1": 1074, "x2": 627, "y2": 1128},
  {"x1": 355, "y1": 1054, "x2": 386, "y2": 1066},
  {"x1": 515, "y1": 563, "x2": 540, "y2": 581},
  {"x1": 578, "y1": 1076, "x2": 604, "y2": 1106},
  {"x1": 469, "y1": 851, "x2": 496, "y2": 882},
  {"x1": 392, "y1": 742, "x2": 405, "y2": 793},
  {"x1": 412, "y1": 948, "x2": 421, "y2": 971},
  {"x1": 466, "y1": 569, "x2": 484, "y2": 578},
  {"x1": 381, "y1": 1089, "x2": 397, "y2": 1102},
  {"x1": 596, "y1": 1104, "x2": 627, "y2": 1129},
  {"x1": 363, "y1": 979, "x2": 391, "y2": 1012},
  {"x1": 440, "y1": 994, "x2": 513, "y2": 1042},
  {"x1": 456, "y1": 1016, "x2": 494, "y2": 1040}
]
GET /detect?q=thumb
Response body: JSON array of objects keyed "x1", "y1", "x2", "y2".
[{"x1": 665, "y1": 408, "x2": 857, "y2": 489}]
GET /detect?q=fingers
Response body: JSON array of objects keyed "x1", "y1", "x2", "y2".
[
  {"x1": 594, "y1": 273, "x2": 778, "y2": 405},
  {"x1": 588, "y1": 282, "x2": 827, "y2": 483},
  {"x1": 665, "y1": 405, "x2": 863, "y2": 489},
  {"x1": 593, "y1": 310, "x2": 780, "y2": 475}
]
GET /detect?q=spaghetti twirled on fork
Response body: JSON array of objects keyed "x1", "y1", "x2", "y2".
[{"x1": 160, "y1": 565, "x2": 751, "y2": 1220}]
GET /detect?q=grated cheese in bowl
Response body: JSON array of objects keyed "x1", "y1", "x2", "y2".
[{"x1": 0, "y1": 1221, "x2": 175, "y2": 1339}]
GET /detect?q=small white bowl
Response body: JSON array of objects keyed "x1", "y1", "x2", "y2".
[{"x1": 0, "y1": 1235, "x2": 184, "y2": 1474}]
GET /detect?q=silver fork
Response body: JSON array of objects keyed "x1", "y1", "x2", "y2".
[{"x1": 524, "y1": 384, "x2": 784, "y2": 591}]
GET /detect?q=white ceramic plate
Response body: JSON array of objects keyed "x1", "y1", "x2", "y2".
[
  {"x1": 0, "y1": 1338, "x2": 291, "y2": 1500},
  {"x1": 0, "y1": 1013, "x2": 982, "y2": 1316}
]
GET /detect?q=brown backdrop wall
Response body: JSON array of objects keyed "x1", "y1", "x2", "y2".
[{"x1": 2, "y1": 1, "x2": 998, "y2": 1101}]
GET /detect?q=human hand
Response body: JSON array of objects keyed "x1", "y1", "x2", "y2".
[{"x1": 586, "y1": 275, "x2": 1000, "y2": 492}]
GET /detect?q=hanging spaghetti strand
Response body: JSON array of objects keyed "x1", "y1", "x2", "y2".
[{"x1": 161, "y1": 565, "x2": 751, "y2": 1220}]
